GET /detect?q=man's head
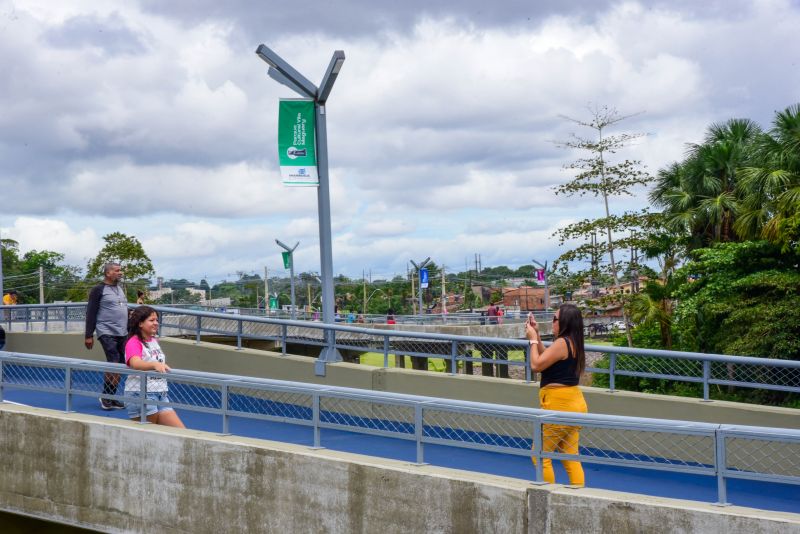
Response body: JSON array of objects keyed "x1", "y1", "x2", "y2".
[{"x1": 103, "y1": 262, "x2": 123, "y2": 284}]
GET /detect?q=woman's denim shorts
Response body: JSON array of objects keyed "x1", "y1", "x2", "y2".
[{"x1": 126, "y1": 390, "x2": 174, "y2": 419}]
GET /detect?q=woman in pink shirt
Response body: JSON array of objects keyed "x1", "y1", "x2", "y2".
[{"x1": 124, "y1": 306, "x2": 185, "y2": 427}]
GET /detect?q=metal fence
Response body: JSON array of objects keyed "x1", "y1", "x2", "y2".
[
  {"x1": 3, "y1": 303, "x2": 800, "y2": 401},
  {"x1": 1, "y1": 350, "x2": 799, "y2": 506}
]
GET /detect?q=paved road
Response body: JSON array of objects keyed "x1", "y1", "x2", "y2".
[{"x1": 3, "y1": 388, "x2": 798, "y2": 515}]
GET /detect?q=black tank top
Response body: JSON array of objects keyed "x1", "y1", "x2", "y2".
[{"x1": 540, "y1": 337, "x2": 579, "y2": 387}]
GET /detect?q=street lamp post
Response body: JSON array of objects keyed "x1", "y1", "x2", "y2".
[
  {"x1": 410, "y1": 257, "x2": 431, "y2": 317},
  {"x1": 276, "y1": 239, "x2": 298, "y2": 320},
  {"x1": 532, "y1": 259, "x2": 550, "y2": 310},
  {"x1": 256, "y1": 44, "x2": 345, "y2": 375}
]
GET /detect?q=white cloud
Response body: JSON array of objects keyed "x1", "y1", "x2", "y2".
[
  {"x1": 2, "y1": 0, "x2": 799, "y2": 281},
  {"x1": 3, "y1": 217, "x2": 101, "y2": 266}
]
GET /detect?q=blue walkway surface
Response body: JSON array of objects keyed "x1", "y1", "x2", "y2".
[{"x1": 3, "y1": 387, "x2": 799, "y2": 515}]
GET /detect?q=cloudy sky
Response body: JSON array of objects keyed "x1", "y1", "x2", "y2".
[{"x1": 1, "y1": 0, "x2": 798, "y2": 284}]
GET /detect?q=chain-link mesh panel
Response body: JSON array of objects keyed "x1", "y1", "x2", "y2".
[
  {"x1": 2, "y1": 362, "x2": 65, "y2": 390},
  {"x1": 70, "y1": 368, "x2": 108, "y2": 393},
  {"x1": 320, "y1": 396, "x2": 415, "y2": 435},
  {"x1": 423, "y1": 408, "x2": 532, "y2": 450},
  {"x1": 334, "y1": 330, "x2": 385, "y2": 352},
  {"x1": 242, "y1": 321, "x2": 284, "y2": 340},
  {"x1": 725, "y1": 436, "x2": 800, "y2": 477},
  {"x1": 579, "y1": 426, "x2": 714, "y2": 468},
  {"x1": 284, "y1": 324, "x2": 326, "y2": 344},
  {"x1": 711, "y1": 361, "x2": 800, "y2": 391},
  {"x1": 614, "y1": 355, "x2": 702, "y2": 380},
  {"x1": 166, "y1": 379, "x2": 222, "y2": 410},
  {"x1": 228, "y1": 386, "x2": 313, "y2": 421}
]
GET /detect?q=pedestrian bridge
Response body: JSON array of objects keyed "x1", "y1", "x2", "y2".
[{"x1": 2, "y1": 305, "x2": 800, "y2": 532}]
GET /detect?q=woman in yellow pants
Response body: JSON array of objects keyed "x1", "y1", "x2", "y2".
[{"x1": 526, "y1": 304, "x2": 588, "y2": 486}]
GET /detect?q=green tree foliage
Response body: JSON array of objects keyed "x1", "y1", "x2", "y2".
[
  {"x1": 672, "y1": 241, "x2": 800, "y2": 361},
  {"x1": 553, "y1": 105, "x2": 652, "y2": 345},
  {"x1": 87, "y1": 232, "x2": 154, "y2": 286},
  {"x1": 735, "y1": 104, "x2": 800, "y2": 253}
]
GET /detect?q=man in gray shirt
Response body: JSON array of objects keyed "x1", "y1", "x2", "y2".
[{"x1": 85, "y1": 262, "x2": 128, "y2": 410}]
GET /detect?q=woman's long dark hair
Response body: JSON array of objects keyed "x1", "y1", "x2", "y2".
[
  {"x1": 128, "y1": 305, "x2": 158, "y2": 342},
  {"x1": 556, "y1": 303, "x2": 585, "y2": 376}
]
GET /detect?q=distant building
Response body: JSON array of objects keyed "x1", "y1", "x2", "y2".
[{"x1": 502, "y1": 286, "x2": 547, "y2": 311}]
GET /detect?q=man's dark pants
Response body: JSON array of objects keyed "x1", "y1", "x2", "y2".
[{"x1": 98, "y1": 335, "x2": 126, "y2": 396}]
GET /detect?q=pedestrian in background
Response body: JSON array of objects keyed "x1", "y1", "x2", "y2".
[{"x1": 84, "y1": 262, "x2": 127, "y2": 410}]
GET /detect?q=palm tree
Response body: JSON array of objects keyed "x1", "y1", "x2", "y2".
[
  {"x1": 736, "y1": 104, "x2": 800, "y2": 252},
  {"x1": 651, "y1": 118, "x2": 762, "y2": 249}
]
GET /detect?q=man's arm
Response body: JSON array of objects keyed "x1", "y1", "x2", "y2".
[{"x1": 84, "y1": 285, "x2": 103, "y2": 349}]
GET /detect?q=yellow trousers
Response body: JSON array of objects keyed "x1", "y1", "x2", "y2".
[{"x1": 532, "y1": 385, "x2": 588, "y2": 486}]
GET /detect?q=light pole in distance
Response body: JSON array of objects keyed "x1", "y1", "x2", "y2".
[
  {"x1": 410, "y1": 257, "x2": 431, "y2": 317},
  {"x1": 531, "y1": 259, "x2": 550, "y2": 310},
  {"x1": 256, "y1": 44, "x2": 345, "y2": 374},
  {"x1": 276, "y1": 239, "x2": 299, "y2": 319}
]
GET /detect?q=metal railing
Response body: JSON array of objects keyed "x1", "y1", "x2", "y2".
[
  {"x1": 3, "y1": 303, "x2": 800, "y2": 400},
  {"x1": 1, "y1": 351, "x2": 798, "y2": 506}
]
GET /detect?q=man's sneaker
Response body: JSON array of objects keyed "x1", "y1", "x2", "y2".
[
  {"x1": 99, "y1": 398, "x2": 115, "y2": 410},
  {"x1": 111, "y1": 400, "x2": 125, "y2": 409}
]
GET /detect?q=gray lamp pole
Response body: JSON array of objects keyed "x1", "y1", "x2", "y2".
[
  {"x1": 256, "y1": 44, "x2": 345, "y2": 375},
  {"x1": 276, "y1": 239, "x2": 298, "y2": 319},
  {"x1": 409, "y1": 257, "x2": 431, "y2": 317},
  {"x1": 532, "y1": 259, "x2": 550, "y2": 310}
]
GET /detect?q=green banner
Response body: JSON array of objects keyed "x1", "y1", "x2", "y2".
[
  {"x1": 281, "y1": 251, "x2": 292, "y2": 269},
  {"x1": 269, "y1": 296, "x2": 278, "y2": 310},
  {"x1": 278, "y1": 99, "x2": 318, "y2": 186}
]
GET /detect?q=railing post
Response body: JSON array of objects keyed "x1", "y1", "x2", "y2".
[
  {"x1": 65, "y1": 365, "x2": 73, "y2": 412},
  {"x1": 139, "y1": 372, "x2": 148, "y2": 424},
  {"x1": 281, "y1": 324, "x2": 288, "y2": 356},
  {"x1": 44, "y1": 306, "x2": 49, "y2": 332},
  {"x1": 525, "y1": 344, "x2": 532, "y2": 383},
  {"x1": 312, "y1": 393, "x2": 322, "y2": 448},
  {"x1": 195, "y1": 316, "x2": 202, "y2": 345},
  {"x1": 702, "y1": 360, "x2": 711, "y2": 402},
  {"x1": 236, "y1": 319, "x2": 243, "y2": 350},
  {"x1": 414, "y1": 403, "x2": 425, "y2": 465},
  {"x1": 450, "y1": 341, "x2": 457, "y2": 375},
  {"x1": 532, "y1": 418, "x2": 545, "y2": 484},
  {"x1": 608, "y1": 353, "x2": 617, "y2": 393},
  {"x1": 220, "y1": 383, "x2": 230, "y2": 435},
  {"x1": 25, "y1": 306, "x2": 30, "y2": 332},
  {"x1": 714, "y1": 429, "x2": 730, "y2": 506},
  {"x1": 157, "y1": 312, "x2": 163, "y2": 337},
  {"x1": 63, "y1": 306, "x2": 68, "y2": 332},
  {"x1": 383, "y1": 336, "x2": 390, "y2": 368}
]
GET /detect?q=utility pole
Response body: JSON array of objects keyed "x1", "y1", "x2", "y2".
[
  {"x1": 0, "y1": 225, "x2": 4, "y2": 300},
  {"x1": 39, "y1": 266, "x2": 44, "y2": 304},
  {"x1": 441, "y1": 265, "x2": 446, "y2": 312},
  {"x1": 362, "y1": 269, "x2": 367, "y2": 315},
  {"x1": 264, "y1": 266, "x2": 269, "y2": 309},
  {"x1": 410, "y1": 266, "x2": 417, "y2": 315}
]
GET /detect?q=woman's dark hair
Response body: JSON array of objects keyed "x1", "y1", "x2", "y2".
[
  {"x1": 556, "y1": 303, "x2": 585, "y2": 376},
  {"x1": 128, "y1": 305, "x2": 158, "y2": 342}
]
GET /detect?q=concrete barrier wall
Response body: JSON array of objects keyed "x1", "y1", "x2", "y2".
[
  {"x1": 1, "y1": 404, "x2": 798, "y2": 534},
  {"x1": 6, "y1": 332, "x2": 800, "y2": 429}
]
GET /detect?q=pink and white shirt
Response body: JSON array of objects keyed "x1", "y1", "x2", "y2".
[{"x1": 124, "y1": 336, "x2": 168, "y2": 393}]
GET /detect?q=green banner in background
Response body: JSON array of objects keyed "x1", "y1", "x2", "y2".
[
  {"x1": 281, "y1": 251, "x2": 292, "y2": 269},
  {"x1": 278, "y1": 99, "x2": 318, "y2": 186}
]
